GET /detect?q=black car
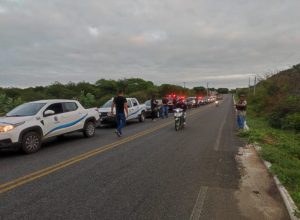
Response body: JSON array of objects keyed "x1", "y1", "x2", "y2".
[{"x1": 186, "y1": 97, "x2": 197, "y2": 108}]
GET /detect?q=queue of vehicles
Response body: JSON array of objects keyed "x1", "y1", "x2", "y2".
[{"x1": 0, "y1": 94, "x2": 219, "y2": 154}]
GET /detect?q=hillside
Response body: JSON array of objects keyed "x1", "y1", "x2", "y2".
[{"x1": 248, "y1": 64, "x2": 300, "y2": 130}]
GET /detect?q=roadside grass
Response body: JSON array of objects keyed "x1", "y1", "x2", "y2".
[{"x1": 238, "y1": 109, "x2": 300, "y2": 211}]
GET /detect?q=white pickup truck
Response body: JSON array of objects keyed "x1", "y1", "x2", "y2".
[
  {"x1": 0, "y1": 99, "x2": 100, "y2": 153},
  {"x1": 98, "y1": 97, "x2": 147, "y2": 125}
]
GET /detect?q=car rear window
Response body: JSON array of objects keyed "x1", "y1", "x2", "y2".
[
  {"x1": 132, "y1": 99, "x2": 138, "y2": 106},
  {"x1": 64, "y1": 102, "x2": 78, "y2": 112}
]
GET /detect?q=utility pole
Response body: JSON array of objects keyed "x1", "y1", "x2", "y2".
[
  {"x1": 248, "y1": 77, "x2": 251, "y2": 94},
  {"x1": 206, "y1": 82, "x2": 209, "y2": 96},
  {"x1": 183, "y1": 82, "x2": 186, "y2": 88},
  {"x1": 253, "y1": 76, "x2": 256, "y2": 96}
]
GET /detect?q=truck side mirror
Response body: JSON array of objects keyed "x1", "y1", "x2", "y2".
[{"x1": 44, "y1": 110, "x2": 55, "y2": 117}]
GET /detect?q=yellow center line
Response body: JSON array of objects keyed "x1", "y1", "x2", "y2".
[{"x1": 0, "y1": 107, "x2": 204, "y2": 194}]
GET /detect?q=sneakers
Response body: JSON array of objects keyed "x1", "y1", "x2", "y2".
[{"x1": 115, "y1": 129, "x2": 122, "y2": 137}]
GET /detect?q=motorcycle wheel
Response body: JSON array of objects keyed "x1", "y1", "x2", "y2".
[
  {"x1": 181, "y1": 117, "x2": 185, "y2": 129},
  {"x1": 175, "y1": 119, "x2": 180, "y2": 131}
]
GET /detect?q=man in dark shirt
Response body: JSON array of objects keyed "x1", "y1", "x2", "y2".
[
  {"x1": 111, "y1": 90, "x2": 128, "y2": 137},
  {"x1": 149, "y1": 95, "x2": 157, "y2": 121}
]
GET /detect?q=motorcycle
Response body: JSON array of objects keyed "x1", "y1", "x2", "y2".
[
  {"x1": 215, "y1": 100, "x2": 219, "y2": 107},
  {"x1": 174, "y1": 108, "x2": 185, "y2": 131}
]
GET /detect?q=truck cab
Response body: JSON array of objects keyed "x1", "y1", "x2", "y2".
[
  {"x1": 0, "y1": 99, "x2": 100, "y2": 154},
  {"x1": 98, "y1": 98, "x2": 147, "y2": 126}
]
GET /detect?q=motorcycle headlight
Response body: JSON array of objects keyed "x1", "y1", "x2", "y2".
[{"x1": 0, "y1": 125, "x2": 15, "y2": 133}]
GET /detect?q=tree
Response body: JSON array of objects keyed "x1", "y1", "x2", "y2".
[
  {"x1": 158, "y1": 84, "x2": 186, "y2": 97},
  {"x1": 0, "y1": 92, "x2": 24, "y2": 115},
  {"x1": 79, "y1": 91, "x2": 96, "y2": 108},
  {"x1": 193, "y1": 86, "x2": 206, "y2": 96},
  {"x1": 217, "y1": 88, "x2": 229, "y2": 94},
  {"x1": 95, "y1": 79, "x2": 117, "y2": 95}
]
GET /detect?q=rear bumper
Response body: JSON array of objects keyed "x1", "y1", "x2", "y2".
[{"x1": 100, "y1": 116, "x2": 117, "y2": 125}]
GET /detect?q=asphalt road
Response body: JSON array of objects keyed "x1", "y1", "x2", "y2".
[{"x1": 0, "y1": 95, "x2": 288, "y2": 220}]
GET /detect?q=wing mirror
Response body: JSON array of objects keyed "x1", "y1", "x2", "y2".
[{"x1": 44, "y1": 110, "x2": 55, "y2": 117}]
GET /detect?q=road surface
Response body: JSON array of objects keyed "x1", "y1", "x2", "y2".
[{"x1": 0, "y1": 95, "x2": 289, "y2": 219}]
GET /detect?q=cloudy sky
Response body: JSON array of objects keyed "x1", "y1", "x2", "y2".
[{"x1": 0, "y1": 0, "x2": 299, "y2": 88}]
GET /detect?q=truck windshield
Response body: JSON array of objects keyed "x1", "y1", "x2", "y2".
[
  {"x1": 6, "y1": 103, "x2": 46, "y2": 117},
  {"x1": 102, "y1": 100, "x2": 113, "y2": 108}
]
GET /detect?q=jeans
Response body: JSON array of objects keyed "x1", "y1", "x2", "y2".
[
  {"x1": 161, "y1": 105, "x2": 169, "y2": 118},
  {"x1": 237, "y1": 114, "x2": 245, "y2": 129},
  {"x1": 116, "y1": 112, "x2": 126, "y2": 134}
]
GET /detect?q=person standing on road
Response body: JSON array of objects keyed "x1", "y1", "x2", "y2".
[
  {"x1": 161, "y1": 97, "x2": 169, "y2": 119},
  {"x1": 235, "y1": 94, "x2": 247, "y2": 130},
  {"x1": 111, "y1": 90, "x2": 128, "y2": 137},
  {"x1": 151, "y1": 95, "x2": 158, "y2": 121}
]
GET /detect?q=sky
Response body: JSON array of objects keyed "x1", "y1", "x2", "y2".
[{"x1": 0, "y1": 0, "x2": 299, "y2": 89}]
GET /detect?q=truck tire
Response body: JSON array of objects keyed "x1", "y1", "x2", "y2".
[
  {"x1": 57, "y1": 134, "x2": 65, "y2": 141},
  {"x1": 83, "y1": 121, "x2": 96, "y2": 137},
  {"x1": 139, "y1": 112, "x2": 145, "y2": 122},
  {"x1": 21, "y1": 131, "x2": 42, "y2": 154}
]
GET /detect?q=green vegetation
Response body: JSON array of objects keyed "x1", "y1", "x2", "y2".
[
  {"x1": 217, "y1": 88, "x2": 229, "y2": 94},
  {"x1": 237, "y1": 64, "x2": 300, "y2": 131},
  {"x1": 0, "y1": 78, "x2": 224, "y2": 115},
  {"x1": 237, "y1": 64, "x2": 300, "y2": 210}
]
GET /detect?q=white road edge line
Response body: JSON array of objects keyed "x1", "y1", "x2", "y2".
[{"x1": 189, "y1": 186, "x2": 208, "y2": 220}]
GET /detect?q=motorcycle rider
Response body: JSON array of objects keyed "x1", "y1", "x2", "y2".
[{"x1": 176, "y1": 98, "x2": 187, "y2": 125}]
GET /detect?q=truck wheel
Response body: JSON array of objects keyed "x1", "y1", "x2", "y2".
[
  {"x1": 83, "y1": 121, "x2": 96, "y2": 137},
  {"x1": 57, "y1": 134, "x2": 65, "y2": 141},
  {"x1": 139, "y1": 112, "x2": 145, "y2": 122},
  {"x1": 21, "y1": 131, "x2": 41, "y2": 154}
]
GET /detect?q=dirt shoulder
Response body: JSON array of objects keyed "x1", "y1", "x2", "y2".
[{"x1": 235, "y1": 145, "x2": 290, "y2": 220}]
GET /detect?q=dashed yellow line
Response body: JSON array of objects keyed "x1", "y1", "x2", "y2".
[{"x1": 0, "y1": 107, "x2": 204, "y2": 194}]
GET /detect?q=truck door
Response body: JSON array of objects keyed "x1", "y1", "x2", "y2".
[
  {"x1": 61, "y1": 102, "x2": 85, "y2": 133},
  {"x1": 42, "y1": 103, "x2": 65, "y2": 138},
  {"x1": 131, "y1": 99, "x2": 140, "y2": 119},
  {"x1": 127, "y1": 99, "x2": 134, "y2": 120}
]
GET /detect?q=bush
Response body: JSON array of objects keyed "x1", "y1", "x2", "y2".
[
  {"x1": 79, "y1": 92, "x2": 96, "y2": 108},
  {"x1": 0, "y1": 93, "x2": 24, "y2": 115},
  {"x1": 247, "y1": 64, "x2": 300, "y2": 131},
  {"x1": 282, "y1": 113, "x2": 300, "y2": 131}
]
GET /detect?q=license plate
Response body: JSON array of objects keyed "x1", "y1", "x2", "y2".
[{"x1": 174, "y1": 112, "x2": 182, "y2": 117}]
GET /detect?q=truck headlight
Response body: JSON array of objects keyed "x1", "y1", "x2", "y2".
[{"x1": 0, "y1": 125, "x2": 14, "y2": 132}]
